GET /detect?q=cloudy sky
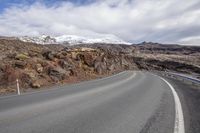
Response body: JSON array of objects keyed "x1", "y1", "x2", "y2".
[{"x1": 0, "y1": 0, "x2": 200, "y2": 45}]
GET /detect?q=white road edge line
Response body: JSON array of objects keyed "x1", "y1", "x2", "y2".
[{"x1": 159, "y1": 76, "x2": 185, "y2": 133}]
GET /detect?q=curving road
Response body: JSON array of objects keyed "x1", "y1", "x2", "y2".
[{"x1": 0, "y1": 71, "x2": 199, "y2": 133}]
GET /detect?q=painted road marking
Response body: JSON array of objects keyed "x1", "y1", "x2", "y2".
[{"x1": 159, "y1": 77, "x2": 185, "y2": 133}]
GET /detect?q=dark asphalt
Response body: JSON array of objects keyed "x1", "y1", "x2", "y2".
[{"x1": 0, "y1": 71, "x2": 196, "y2": 133}]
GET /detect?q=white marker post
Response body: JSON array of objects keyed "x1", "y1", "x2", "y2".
[{"x1": 16, "y1": 79, "x2": 20, "y2": 95}]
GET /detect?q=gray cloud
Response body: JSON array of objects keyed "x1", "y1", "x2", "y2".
[{"x1": 0, "y1": 0, "x2": 200, "y2": 45}]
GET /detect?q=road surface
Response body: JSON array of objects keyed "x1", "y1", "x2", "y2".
[{"x1": 0, "y1": 71, "x2": 199, "y2": 133}]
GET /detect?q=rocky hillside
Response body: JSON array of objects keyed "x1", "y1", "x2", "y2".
[{"x1": 0, "y1": 39, "x2": 200, "y2": 94}]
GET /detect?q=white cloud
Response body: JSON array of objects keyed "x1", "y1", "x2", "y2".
[
  {"x1": 0, "y1": 0, "x2": 200, "y2": 45},
  {"x1": 179, "y1": 36, "x2": 200, "y2": 46}
]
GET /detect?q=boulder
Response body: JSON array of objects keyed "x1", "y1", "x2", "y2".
[
  {"x1": 31, "y1": 81, "x2": 41, "y2": 88},
  {"x1": 15, "y1": 61, "x2": 27, "y2": 68},
  {"x1": 77, "y1": 53, "x2": 94, "y2": 67},
  {"x1": 35, "y1": 64, "x2": 43, "y2": 73},
  {"x1": 121, "y1": 58, "x2": 129, "y2": 68},
  {"x1": 71, "y1": 52, "x2": 77, "y2": 60},
  {"x1": 40, "y1": 60, "x2": 49, "y2": 67},
  {"x1": 28, "y1": 51, "x2": 39, "y2": 57},
  {"x1": 20, "y1": 73, "x2": 32, "y2": 85},
  {"x1": 48, "y1": 66, "x2": 69, "y2": 81},
  {"x1": 55, "y1": 52, "x2": 65, "y2": 59},
  {"x1": 42, "y1": 51, "x2": 55, "y2": 60},
  {"x1": 83, "y1": 53, "x2": 94, "y2": 67},
  {"x1": 15, "y1": 53, "x2": 30, "y2": 60},
  {"x1": 108, "y1": 64, "x2": 115, "y2": 71},
  {"x1": 59, "y1": 60, "x2": 72, "y2": 70},
  {"x1": 70, "y1": 69, "x2": 77, "y2": 76},
  {"x1": 7, "y1": 53, "x2": 17, "y2": 59},
  {"x1": 18, "y1": 71, "x2": 37, "y2": 88},
  {"x1": 94, "y1": 62, "x2": 107, "y2": 74}
]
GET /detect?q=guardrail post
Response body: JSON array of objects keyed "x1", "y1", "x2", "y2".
[{"x1": 16, "y1": 79, "x2": 20, "y2": 95}]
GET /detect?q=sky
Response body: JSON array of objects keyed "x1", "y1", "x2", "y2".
[{"x1": 0, "y1": 0, "x2": 200, "y2": 45}]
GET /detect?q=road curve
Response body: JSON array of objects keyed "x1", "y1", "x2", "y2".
[{"x1": 0, "y1": 71, "x2": 179, "y2": 133}]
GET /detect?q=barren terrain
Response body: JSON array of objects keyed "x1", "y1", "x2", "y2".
[{"x1": 0, "y1": 39, "x2": 199, "y2": 94}]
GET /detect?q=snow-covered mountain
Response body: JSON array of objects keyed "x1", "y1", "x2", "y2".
[
  {"x1": 19, "y1": 35, "x2": 56, "y2": 45},
  {"x1": 19, "y1": 35, "x2": 130, "y2": 45}
]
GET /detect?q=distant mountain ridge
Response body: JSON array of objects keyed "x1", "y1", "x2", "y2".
[{"x1": 18, "y1": 35, "x2": 131, "y2": 45}]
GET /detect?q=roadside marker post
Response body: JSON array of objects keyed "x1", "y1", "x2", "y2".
[{"x1": 16, "y1": 79, "x2": 20, "y2": 95}]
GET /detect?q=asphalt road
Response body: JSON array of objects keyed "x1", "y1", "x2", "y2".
[{"x1": 0, "y1": 71, "x2": 198, "y2": 133}]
